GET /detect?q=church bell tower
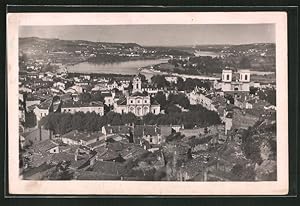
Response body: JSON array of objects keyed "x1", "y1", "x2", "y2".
[{"x1": 132, "y1": 74, "x2": 142, "y2": 93}]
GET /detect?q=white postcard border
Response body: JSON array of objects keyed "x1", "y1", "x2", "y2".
[{"x1": 7, "y1": 12, "x2": 288, "y2": 195}]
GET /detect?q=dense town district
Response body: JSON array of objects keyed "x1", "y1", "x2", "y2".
[{"x1": 18, "y1": 38, "x2": 277, "y2": 181}]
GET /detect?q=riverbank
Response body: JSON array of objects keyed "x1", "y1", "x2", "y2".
[{"x1": 140, "y1": 67, "x2": 220, "y2": 81}]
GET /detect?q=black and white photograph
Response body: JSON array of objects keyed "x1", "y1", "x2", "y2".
[{"x1": 7, "y1": 12, "x2": 288, "y2": 195}]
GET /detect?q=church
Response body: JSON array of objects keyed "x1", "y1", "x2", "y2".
[
  {"x1": 220, "y1": 69, "x2": 251, "y2": 94},
  {"x1": 113, "y1": 74, "x2": 161, "y2": 117}
]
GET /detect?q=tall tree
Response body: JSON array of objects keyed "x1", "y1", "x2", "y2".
[{"x1": 153, "y1": 91, "x2": 167, "y2": 108}]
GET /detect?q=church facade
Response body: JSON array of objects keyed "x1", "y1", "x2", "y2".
[
  {"x1": 113, "y1": 74, "x2": 161, "y2": 117},
  {"x1": 221, "y1": 69, "x2": 251, "y2": 93}
]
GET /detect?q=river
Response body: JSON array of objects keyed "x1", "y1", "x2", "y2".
[
  {"x1": 67, "y1": 59, "x2": 169, "y2": 78},
  {"x1": 194, "y1": 50, "x2": 221, "y2": 58}
]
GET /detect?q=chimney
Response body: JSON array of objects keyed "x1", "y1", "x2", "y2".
[
  {"x1": 39, "y1": 127, "x2": 42, "y2": 141},
  {"x1": 143, "y1": 128, "x2": 146, "y2": 137},
  {"x1": 90, "y1": 157, "x2": 95, "y2": 166},
  {"x1": 203, "y1": 168, "x2": 208, "y2": 181},
  {"x1": 75, "y1": 153, "x2": 78, "y2": 162}
]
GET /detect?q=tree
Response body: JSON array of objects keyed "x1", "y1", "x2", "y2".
[
  {"x1": 239, "y1": 56, "x2": 251, "y2": 69},
  {"x1": 153, "y1": 91, "x2": 167, "y2": 108},
  {"x1": 121, "y1": 112, "x2": 138, "y2": 125},
  {"x1": 176, "y1": 77, "x2": 184, "y2": 91},
  {"x1": 241, "y1": 128, "x2": 263, "y2": 165},
  {"x1": 165, "y1": 132, "x2": 184, "y2": 142},
  {"x1": 79, "y1": 93, "x2": 91, "y2": 102},
  {"x1": 258, "y1": 88, "x2": 276, "y2": 106},
  {"x1": 139, "y1": 74, "x2": 147, "y2": 83},
  {"x1": 24, "y1": 111, "x2": 37, "y2": 128},
  {"x1": 91, "y1": 91, "x2": 104, "y2": 102},
  {"x1": 250, "y1": 86, "x2": 259, "y2": 95},
  {"x1": 143, "y1": 113, "x2": 159, "y2": 125},
  {"x1": 58, "y1": 113, "x2": 72, "y2": 134},
  {"x1": 165, "y1": 104, "x2": 181, "y2": 114},
  {"x1": 168, "y1": 93, "x2": 190, "y2": 109},
  {"x1": 71, "y1": 113, "x2": 83, "y2": 131},
  {"x1": 111, "y1": 114, "x2": 123, "y2": 125},
  {"x1": 151, "y1": 75, "x2": 169, "y2": 88},
  {"x1": 48, "y1": 161, "x2": 74, "y2": 180},
  {"x1": 183, "y1": 78, "x2": 196, "y2": 91},
  {"x1": 231, "y1": 164, "x2": 244, "y2": 180}
]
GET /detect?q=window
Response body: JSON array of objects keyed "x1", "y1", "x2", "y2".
[
  {"x1": 153, "y1": 109, "x2": 156, "y2": 114},
  {"x1": 131, "y1": 100, "x2": 134, "y2": 104},
  {"x1": 150, "y1": 138, "x2": 153, "y2": 143},
  {"x1": 245, "y1": 75, "x2": 248, "y2": 81},
  {"x1": 144, "y1": 100, "x2": 147, "y2": 103},
  {"x1": 227, "y1": 74, "x2": 230, "y2": 80}
]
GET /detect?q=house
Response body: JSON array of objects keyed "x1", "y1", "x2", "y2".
[
  {"x1": 107, "y1": 80, "x2": 119, "y2": 91},
  {"x1": 133, "y1": 125, "x2": 172, "y2": 145},
  {"x1": 85, "y1": 160, "x2": 126, "y2": 179},
  {"x1": 19, "y1": 86, "x2": 32, "y2": 93},
  {"x1": 80, "y1": 74, "x2": 91, "y2": 81},
  {"x1": 119, "y1": 143, "x2": 148, "y2": 160},
  {"x1": 25, "y1": 98, "x2": 41, "y2": 110},
  {"x1": 102, "y1": 93, "x2": 114, "y2": 106},
  {"x1": 165, "y1": 76, "x2": 178, "y2": 84},
  {"x1": 61, "y1": 100, "x2": 104, "y2": 116},
  {"x1": 21, "y1": 127, "x2": 52, "y2": 145},
  {"x1": 234, "y1": 95, "x2": 253, "y2": 109},
  {"x1": 86, "y1": 139, "x2": 107, "y2": 150},
  {"x1": 60, "y1": 130, "x2": 105, "y2": 146},
  {"x1": 53, "y1": 81, "x2": 66, "y2": 90},
  {"x1": 33, "y1": 98, "x2": 53, "y2": 123},
  {"x1": 196, "y1": 93, "x2": 219, "y2": 111},
  {"x1": 102, "y1": 125, "x2": 132, "y2": 140},
  {"x1": 224, "y1": 112, "x2": 233, "y2": 135},
  {"x1": 232, "y1": 108, "x2": 260, "y2": 130},
  {"x1": 31, "y1": 139, "x2": 60, "y2": 155},
  {"x1": 171, "y1": 125, "x2": 182, "y2": 133},
  {"x1": 50, "y1": 151, "x2": 91, "y2": 170},
  {"x1": 186, "y1": 135, "x2": 214, "y2": 153},
  {"x1": 22, "y1": 163, "x2": 56, "y2": 180},
  {"x1": 45, "y1": 71, "x2": 55, "y2": 78}
]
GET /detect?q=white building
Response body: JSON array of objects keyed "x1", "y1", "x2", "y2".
[
  {"x1": 221, "y1": 69, "x2": 250, "y2": 93},
  {"x1": 61, "y1": 101, "x2": 104, "y2": 116},
  {"x1": 53, "y1": 82, "x2": 66, "y2": 90},
  {"x1": 165, "y1": 76, "x2": 178, "y2": 84},
  {"x1": 33, "y1": 99, "x2": 52, "y2": 123},
  {"x1": 114, "y1": 93, "x2": 160, "y2": 116},
  {"x1": 114, "y1": 74, "x2": 160, "y2": 117},
  {"x1": 61, "y1": 130, "x2": 104, "y2": 146}
]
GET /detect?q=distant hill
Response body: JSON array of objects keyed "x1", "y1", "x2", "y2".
[{"x1": 19, "y1": 37, "x2": 143, "y2": 51}]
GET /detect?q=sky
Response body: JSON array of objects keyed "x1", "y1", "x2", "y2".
[{"x1": 19, "y1": 24, "x2": 275, "y2": 46}]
